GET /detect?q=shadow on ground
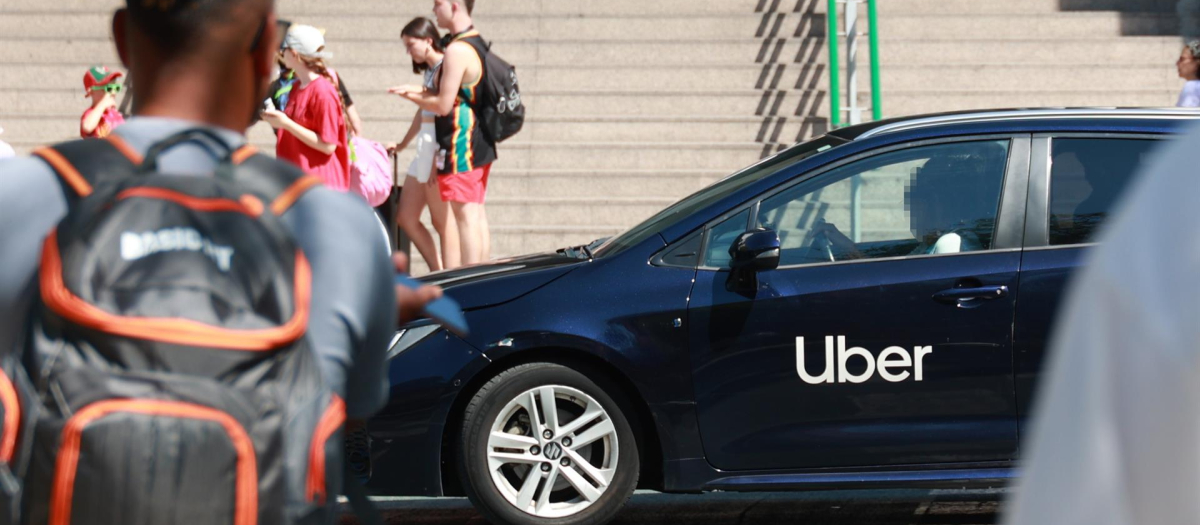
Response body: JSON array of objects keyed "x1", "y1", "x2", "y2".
[{"x1": 340, "y1": 489, "x2": 1005, "y2": 525}]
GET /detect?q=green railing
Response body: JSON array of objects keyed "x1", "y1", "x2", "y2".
[{"x1": 827, "y1": 0, "x2": 882, "y2": 128}]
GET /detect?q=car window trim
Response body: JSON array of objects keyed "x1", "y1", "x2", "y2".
[
  {"x1": 692, "y1": 133, "x2": 1031, "y2": 271},
  {"x1": 1026, "y1": 132, "x2": 1168, "y2": 249},
  {"x1": 694, "y1": 207, "x2": 755, "y2": 271}
]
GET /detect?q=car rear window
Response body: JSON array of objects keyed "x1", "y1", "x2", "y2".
[{"x1": 1048, "y1": 138, "x2": 1161, "y2": 246}]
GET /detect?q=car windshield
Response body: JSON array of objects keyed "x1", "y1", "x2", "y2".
[{"x1": 592, "y1": 134, "x2": 850, "y2": 258}]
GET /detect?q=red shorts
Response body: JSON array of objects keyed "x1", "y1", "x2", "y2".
[{"x1": 438, "y1": 163, "x2": 491, "y2": 204}]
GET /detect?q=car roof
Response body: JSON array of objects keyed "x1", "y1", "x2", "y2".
[{"x1": 829, "y1": 108, "x2": 1200, "y2": 141}]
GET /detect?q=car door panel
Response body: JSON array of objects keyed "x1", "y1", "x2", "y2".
[
  {"x1": 688, "y1": 137, "x2": 1029, "y2": 471},
  {"x1": 690, "y1": 253, "x2": 1021, "y2": 470},
  {"x1": 1013, "y1": 135, "x2": 1163, "y2": 436}
]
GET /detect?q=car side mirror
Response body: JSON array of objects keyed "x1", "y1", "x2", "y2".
[{"x1": 729, "y1": 229, "x2": 781, "y2": 272}]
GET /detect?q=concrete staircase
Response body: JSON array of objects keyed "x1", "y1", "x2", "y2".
[{"x1": 0, "y1": 0, "x2": 1186, "y2": 273}]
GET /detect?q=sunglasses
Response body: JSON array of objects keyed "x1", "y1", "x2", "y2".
[{"x1": 91, "y1": 84, "x2": 122, "y2": 95}]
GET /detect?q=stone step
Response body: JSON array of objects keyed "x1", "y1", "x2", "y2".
[
  {"x1": 4, "y1": 0, "x2": 1176, "y2": 16},
  {"x1": 484, "y1": 197, "x2": 674, "y2": 227},
  {"x1": 0, "y1": 12, "x2": 1181, "y2": 41},
  {"x1": 5, "y1": 61, "x2": 1178, "y2": 94},
  {"x1": 0, "y1": 88, "x2": 837, "y2": 122},
  {"x1": 5, "y1": 114, "x2": 829, "y2": 146},
  {"x1": 481, "y1": 169, "x2": 727, "y2": 199},
  {"x1": 882, "y1": 90, "x2": 1182, "y2": 115},
  {"x1": 878, "y1": 0, "x2": 1177, "y2": 13},
  {"x1": 8, "y1": 35, "x2": 1183, "y2": 69}
]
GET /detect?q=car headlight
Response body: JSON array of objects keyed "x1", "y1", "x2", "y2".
[{"x1": 386, "y1": 323, "x2": 441, "y2": 360}]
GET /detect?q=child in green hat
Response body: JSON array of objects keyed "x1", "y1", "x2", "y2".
[{"x1": 80, "y1": 66, "x2": 126, "y2": 138}]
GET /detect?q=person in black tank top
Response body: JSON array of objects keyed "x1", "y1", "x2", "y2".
[{"x1": 389, "y1": 0, "x2": 495, "y2": 265}]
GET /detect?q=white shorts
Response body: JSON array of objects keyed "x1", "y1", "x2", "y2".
[{"x1": 407, "y1": 123, "x2": 437, "y2": 183}]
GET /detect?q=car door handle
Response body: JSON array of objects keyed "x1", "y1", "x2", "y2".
[{"x1": 932, "y1": 285, "x2": 1009, "y2": 304}]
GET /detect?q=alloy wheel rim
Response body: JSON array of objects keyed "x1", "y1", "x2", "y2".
[{"x1": 486, "y1": 385, "x2": 619, "y2": 518}]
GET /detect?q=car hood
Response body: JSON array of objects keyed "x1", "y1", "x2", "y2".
[{"x1": 417, "y1": 252, "x2": 587, "y2": 310}]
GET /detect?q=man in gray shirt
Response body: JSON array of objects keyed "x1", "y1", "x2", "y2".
[{"x1": 0, "y1": 0, "x2": 439, "y2": 421}]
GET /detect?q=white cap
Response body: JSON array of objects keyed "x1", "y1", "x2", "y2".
[{"x1": 284, "y1": 25, "x2": 332, "y2": 59}]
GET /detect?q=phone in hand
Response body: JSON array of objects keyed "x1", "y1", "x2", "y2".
[
  {"x1": 394, "y1": 273, "x2": 469, "y2": 337},
  {"x1": 263, "y1": 98, "x2": 275, "y2": 112}
]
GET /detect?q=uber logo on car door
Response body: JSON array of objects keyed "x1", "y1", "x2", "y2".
[{"x1": 796, "y1": 336, "x2": 933, "y2": 384}]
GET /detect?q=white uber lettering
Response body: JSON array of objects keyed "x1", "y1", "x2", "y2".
[
  {"x1": 914, "y1": 346, "x2": 932, "y2": 382},
  {"x1": 877, "y1": 347, "x2": 912, "y2": 382},
  {"x1": 796, "y1": 336, "x2": 835, "y2": 384},
  {"x1": 795, "y1": 336, "x2": 934, "y2": 384},
  {"x1": 837, "y1": 336, "x2": 876, "y2": 384}
]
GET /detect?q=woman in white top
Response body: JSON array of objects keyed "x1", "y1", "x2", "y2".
[
  {"x1": 388, "y1": 18, "x2": 460, "y2": 271},
  {"x1": 1176, "y1": 40, "x2": 1200, "y2": 108}
]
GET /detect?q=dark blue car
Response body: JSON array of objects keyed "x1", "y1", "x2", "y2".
[{"x1": 362, "y1": 109, "x2": 1198, "y2": 525}]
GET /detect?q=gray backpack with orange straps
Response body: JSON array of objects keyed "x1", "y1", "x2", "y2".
[{"x1": 0, "y1": 130, "x2": 346, "y2": 525}]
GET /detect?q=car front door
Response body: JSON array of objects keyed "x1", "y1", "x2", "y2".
[
  {"x1": 687, "y1": 136, "x2": 1030, "y2": 471},
  {"x1": 1013, "y1": 135, "x2": 1165, "y2": 434}
]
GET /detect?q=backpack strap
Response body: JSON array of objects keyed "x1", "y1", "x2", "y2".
[
  {"x1": 32, "y1": 135, "x2": 141, "y2": 201},
  {"x1": 231, "y1": 152, "x2": 323, "y2": 215}
]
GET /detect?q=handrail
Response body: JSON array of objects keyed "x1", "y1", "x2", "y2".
[
  {"x1": 827, "y1": 0, "x2": 882, "y2": 128},
  {"x1": 868, "y1": 0, "x2": 882, "y2": 121},
  {"x1": 827, "y1": 0, "x2": 841, "y2": 129}
]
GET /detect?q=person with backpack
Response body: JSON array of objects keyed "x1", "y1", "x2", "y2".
[
  {"x1": 387, "y1": 17, "x2": 461, "y2": 272},
  {"x1": 0, "y1": 1, "x2": 441, "y2": 523},
  {"x1": 262, "y1": 24, "x2": 352, "y2": 192},
  {"x1": 391, "y1": 0, "x2": 517, "y2": 265}
]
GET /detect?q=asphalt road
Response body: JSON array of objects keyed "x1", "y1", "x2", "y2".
[{"x1": 339, "y1": 489, "x2": 1007, "y2": 525}]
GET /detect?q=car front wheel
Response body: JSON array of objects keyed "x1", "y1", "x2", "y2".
[{"x1": 458, "y1": 362, "x2": 640, "y2": 525}]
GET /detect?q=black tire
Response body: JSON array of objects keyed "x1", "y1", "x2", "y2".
[{"x1": 458, "y1": 363, "x2": 640, "y2": 525}]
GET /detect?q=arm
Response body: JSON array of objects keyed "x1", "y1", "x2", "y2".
[
  {"x1": 346, "y1": 104, "x2": 365, "y2": 137},
  {"x1": 282, "y1": 190, "x2": 398, "y2": 418},
  {"x1": 390, "y1": 43, "x2": 472, "y2": 117},
  {"x1": 813, "y1": 221, "x2": 864, "y2": 259},
  {"x1": 0, "y1": 158, "x2": 69, "y2": 359},
  {"x1": 388, "y1": 110, "x2": 424, "y2": 153},
  {"x1": 271, "y1": 113, "x2": 338, "y2": 156},
  {"x1": 81, "y1": 96, "x2": 116, "y2": 135}
]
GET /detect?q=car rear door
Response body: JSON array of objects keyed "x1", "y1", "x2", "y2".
[
  {"x1": 1013, "y1": 134, "x2": 1167, "y2": 436},
  {"x1": 687, "y1": 135, "x2": 1030, "y2": 471}
]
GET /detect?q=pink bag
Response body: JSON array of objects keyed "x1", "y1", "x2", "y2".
[{"x1": 350, "y1": 136, "x2": 393, "y2": 207}]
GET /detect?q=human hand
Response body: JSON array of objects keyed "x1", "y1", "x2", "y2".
[
  {"x1": 98, "y1": 93, "x2": 118, "y2": 109},
  {"x1": 393, "y1": 253, "x2": 444, "y2": 324},
  {"x1": 260, "y1": 109, "x2": 288, "y2": 129},
  {"x1": 387, "y1": 85, "x2": 423, "y2": 98}
]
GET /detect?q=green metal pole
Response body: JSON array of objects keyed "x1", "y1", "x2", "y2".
[
  {"x1": 827, "y1": 0, "x2": 841, "y2": 128},
  {"x1": 868, "y1": 0, "x2": 882, "y2": 121}
]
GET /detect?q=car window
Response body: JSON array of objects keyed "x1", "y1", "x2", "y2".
[
  {"x1": 1048, "y1": 138, "x2": 1159, "y2": 246},
  {"x1": 751, "y1": 140, "x2": 1010, "y2": 268},
  {"x1": 702, "y1": 209, "x2": 750, "y2": 268},
  {"x1": 592, "y1": 134, "x2": 849, "y2": 259}
]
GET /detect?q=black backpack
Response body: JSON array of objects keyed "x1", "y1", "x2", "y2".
[
  {"x1": 0, "y1": 130, "x2": 349, "y2": 525},
  {"x1": 462, "y1": 37, "x2": 526, "y2": 144}
]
